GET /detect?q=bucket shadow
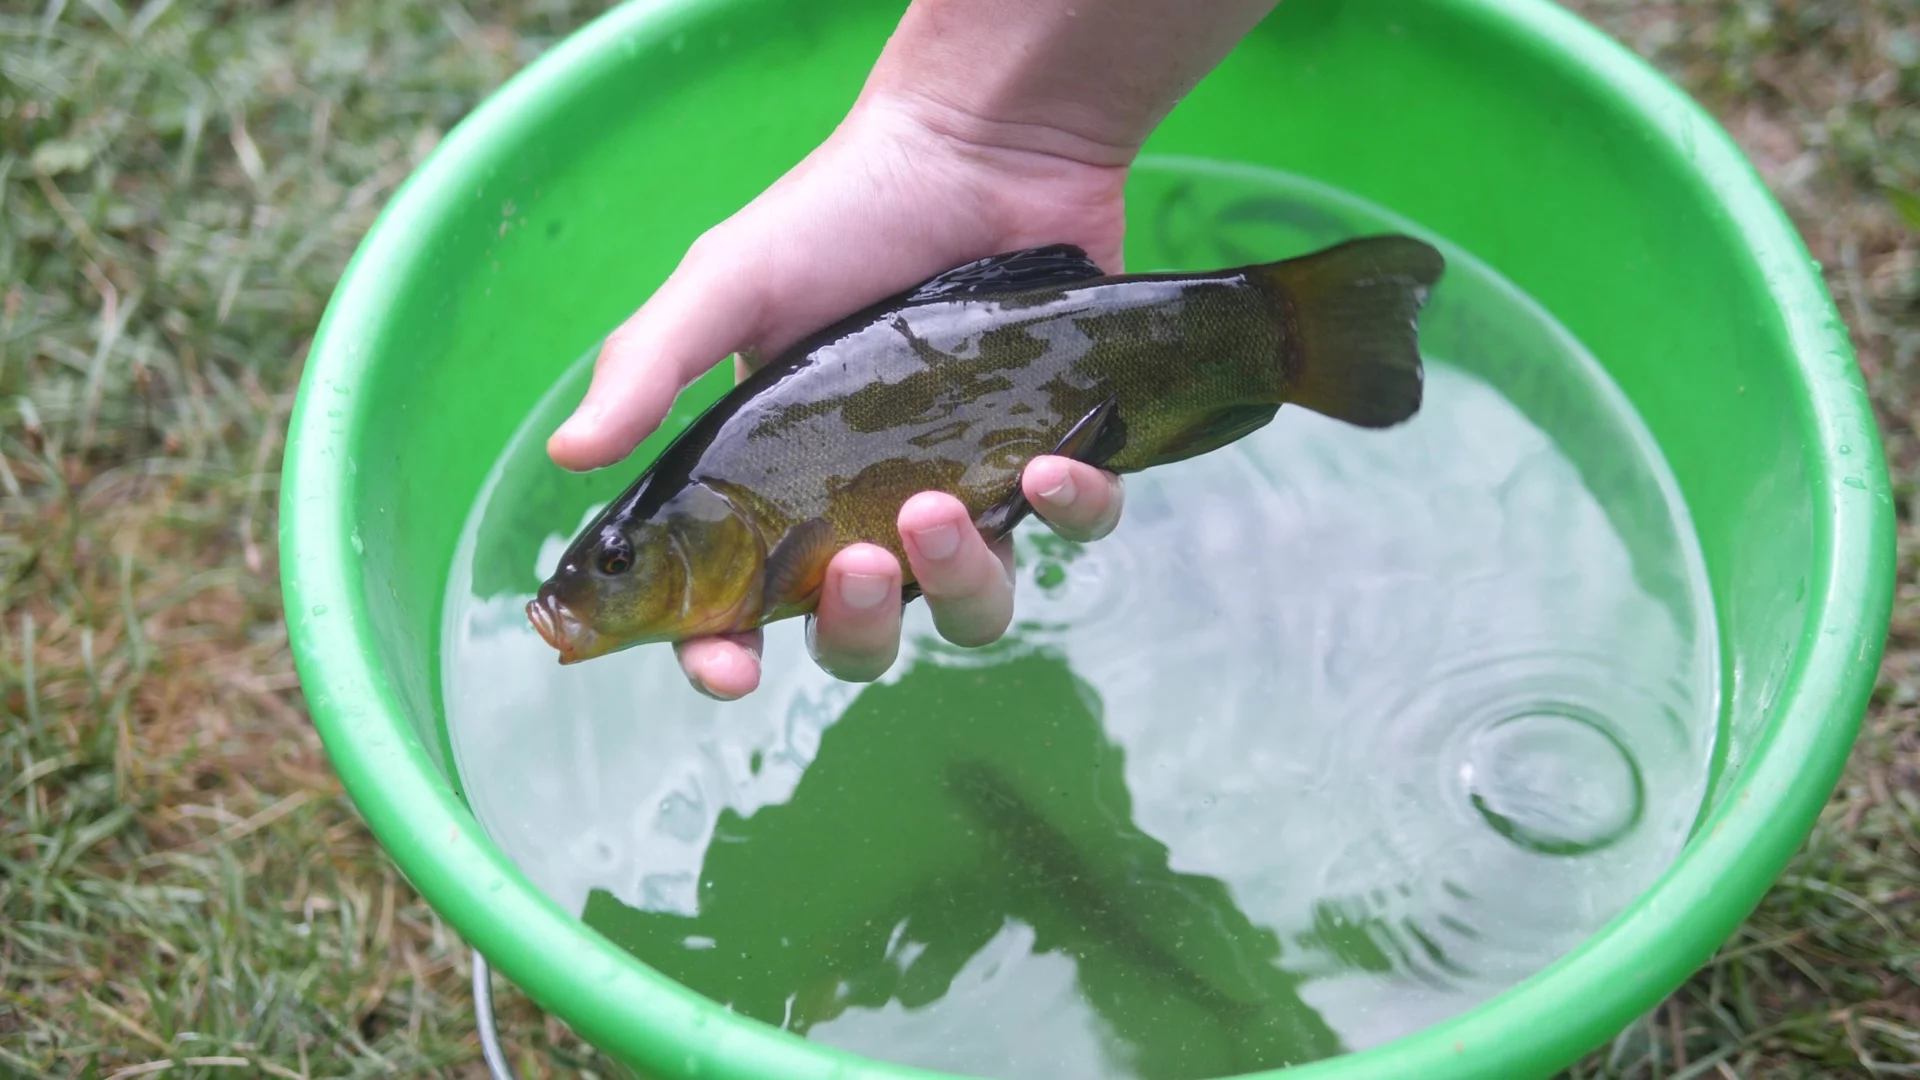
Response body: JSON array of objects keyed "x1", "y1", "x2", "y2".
[{"x1": 583, "y1": 646, "x2": 1343, "y2": 1078}]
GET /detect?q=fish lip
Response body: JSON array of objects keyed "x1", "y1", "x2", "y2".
[{"x1": 526, "y1": 592, "x2": 601, "y2": 665}]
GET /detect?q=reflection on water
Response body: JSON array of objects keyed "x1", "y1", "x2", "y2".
[
  {"x1": 585, "y1": 653, "x2": 1341, "y2": 1078},
  {"x1": 441, "y1": 160, "x2": 1719, "y2": 1077}
]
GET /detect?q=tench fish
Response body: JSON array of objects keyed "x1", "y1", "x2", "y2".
[{"x1": 529, "y1": 235, "x2": 1444, "y2": 663}]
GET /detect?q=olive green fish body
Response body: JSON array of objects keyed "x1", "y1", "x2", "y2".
[
  {"x1": 707, "y1": 276, "x2": 1278, "y2": 557},
  {"x1": 529, "y1": 237, "x2": 1443, "y2": 663}
]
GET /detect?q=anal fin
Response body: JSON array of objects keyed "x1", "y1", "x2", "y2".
[
  {"x1": 977, "y1": 394, "x2": 1126, "y2": 540},
  {"x1": 1146, "y1": 404, "x2": 1279, "y2": 468},
  {"x1": 762, "y1": 518, "x2": 838, "y2": 617}
]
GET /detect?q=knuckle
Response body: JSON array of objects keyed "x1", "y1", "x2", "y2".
[
  {"x1": 597, "y1": 324, "x2": 638, "y2": 371},
  {"x1": 833, "y1": 660, "x2": 890, "y2": 683},
  {"x1": 940, "y1": 616, "x2": 1009, "y2": 649},
  {"x1": 682, "y1": 225, "x2": 731, "y2": 268},
  {"x1": 821, "y1": 641, "x2": 895, "y2": 682},
  {"x1": 920, "y1": 563, "x2": 995, "y2": 604},
  {"x1": 930, "y1": 592, "x2": 1013, "y2": 648}
]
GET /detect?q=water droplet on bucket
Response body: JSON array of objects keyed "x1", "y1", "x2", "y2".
[
  {"x1": 310, "y1": 604, "x2": 328, "y2": 616},
  {"x1": 1844, "y1": 477, "x2": 1867, "y2": 490},
  {"x1": 1463, "y1": 710, "x2": 1644, "y2": 856},
  {"x1": 350, "y1": 529, "x2": 364, "y2": 555}
]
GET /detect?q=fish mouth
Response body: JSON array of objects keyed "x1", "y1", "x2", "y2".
[{"x1": 526, "y1": 592, "x2": 608, "y2": 665}]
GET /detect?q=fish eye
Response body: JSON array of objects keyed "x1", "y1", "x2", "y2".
[{"x1": 597, "y1": 533, "x2": 634, "y2": 576}]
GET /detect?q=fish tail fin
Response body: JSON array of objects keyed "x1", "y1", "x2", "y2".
[{"x1": 1252, "y1": 234, "x2": 1444, "y2": 429}]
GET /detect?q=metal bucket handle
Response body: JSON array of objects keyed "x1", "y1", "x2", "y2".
[{"x1": 472, "y1": 950, "x2": 522, "y2": 1080}]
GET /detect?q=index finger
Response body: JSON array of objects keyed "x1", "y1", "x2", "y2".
[{"x1": 547, "y1": 244, "x2": 766, "y2": 471}]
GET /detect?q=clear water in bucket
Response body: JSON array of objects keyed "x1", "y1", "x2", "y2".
[{"x1": 440, "y1": 158, "x2": 1720, "y2": 1079}]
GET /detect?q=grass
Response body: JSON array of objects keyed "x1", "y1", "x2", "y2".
[{"x1": 0, "y1": 0, "x2": 1914, "y2": 1076}]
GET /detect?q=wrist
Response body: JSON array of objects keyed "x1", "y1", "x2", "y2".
[
  {"x1": 855, "y1": 2, "x2": 1164, "y2": 171},
  {"x1": 852, "y1": 0, "x2": 1279, "y2": 171},
  {"x1": 857, "y1": 82, "x2": 1146, "y2": 172}
]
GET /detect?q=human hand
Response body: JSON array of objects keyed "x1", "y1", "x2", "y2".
[{"x1": 545, "y1": 95, "x2": 1129, "y2": 699}]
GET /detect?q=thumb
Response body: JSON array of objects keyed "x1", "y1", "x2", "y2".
[{"x1": 547, "y1": 243, "x2": 765, "y2": 471}]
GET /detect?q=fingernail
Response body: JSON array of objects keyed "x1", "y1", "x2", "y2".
[
  {"x1": 1034, "y1": 462, "x2": 1076, "y2": 507},
  {"x1": 911, "y1": 522, "x2": 960, "y2": 561},
  {"x1": 838, "y1": 571, "x2": 890, "y2": 609}
]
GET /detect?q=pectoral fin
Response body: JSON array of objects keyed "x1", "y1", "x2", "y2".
[
  {"x1": 977, "y1": 395, "x2": 1126, "y2": 540},
  {"x1": 761, "y1": 518, "x2": 837, "y2": 617}
]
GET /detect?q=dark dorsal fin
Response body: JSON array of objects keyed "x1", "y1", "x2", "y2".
[
  {"x1": 753, "y1": 245, "x2": 1110, "y2": 383},
  {"x1": 900, "y1": 244, "x2": 1107, "y2": 305}
]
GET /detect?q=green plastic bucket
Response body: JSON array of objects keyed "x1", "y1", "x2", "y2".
[{"x1": 280, "y1": 0, "x2": 1895, "y2": 1075}]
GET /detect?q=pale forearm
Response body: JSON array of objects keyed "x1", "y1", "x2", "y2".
[{"x1": 859, "y1": 0, "x2": 1281, "y2": 167}]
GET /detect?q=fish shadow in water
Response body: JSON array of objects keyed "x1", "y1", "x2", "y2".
[{"x1": 583, "y1": 647, "x2": 1343, "y2": 1079}]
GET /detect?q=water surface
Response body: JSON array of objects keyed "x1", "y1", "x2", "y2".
[{"x1": 441, "y1": 159, "x2": 1719, "y2": 1078}]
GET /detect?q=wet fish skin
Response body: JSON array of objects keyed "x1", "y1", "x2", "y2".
[{"x1": 528, "y1": 235, "x2": 1444, "y2": 663}]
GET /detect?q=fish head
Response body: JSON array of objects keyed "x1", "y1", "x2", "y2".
[{"x1": 528, "y1": 482, "x2": 764, "y2": 663}]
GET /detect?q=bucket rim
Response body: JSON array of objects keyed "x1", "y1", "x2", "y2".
[{"x1": 279, "y1": 0, "x2": 1895, "y2": 1076}]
